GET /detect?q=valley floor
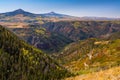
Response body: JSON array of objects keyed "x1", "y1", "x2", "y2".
[{"x1": 65, "y1": 66, "x2": 120, "y2": 80}]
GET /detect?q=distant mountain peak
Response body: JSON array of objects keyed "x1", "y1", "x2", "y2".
[
  {"x1": 2, "y1": 9, "x2": 36, "y2": 17},
  {"x1": 45, "y1": 11, "x2": 58, "y2": 15},
  {"x1": 49, "y1": 11, "x2": 56, "y2": 14},
  {"x1": 14, "y1": 9, "x2": 25, "y2": 12},
  {"x1": 43, "y1": 11, "x2": 71, "y2": 18},
  {"x1": 13, "y1": 9, "x2": 27, "y2": 13}
]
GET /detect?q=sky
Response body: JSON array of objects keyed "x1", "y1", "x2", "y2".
[{"x1": 0, "y1": 0, "x2": 120, "y2": 18}]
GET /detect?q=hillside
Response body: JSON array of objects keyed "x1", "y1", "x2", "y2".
[
  {"x1": 43, "y1": 21, "x2": 120, "y2": 41},
  {"x1": 0, "y1": 25, "x2": 71, "y2": 80},
  {"x1": 66, "y1": 66, "x2": 120, "y2": 80},
  {"x1": 11, "y1": 26, "x2": 73, "y2": 53},
  {"x1": 57, "y1": 38, "x2": 120, "y2": 73}
]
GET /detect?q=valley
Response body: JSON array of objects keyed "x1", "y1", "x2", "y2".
[
  {"x1": 10, "y1": 21, "x2": 120, "y2": 53},
  {"x1": 0, "y1": 9, "x2": 120, "y2": 80}
]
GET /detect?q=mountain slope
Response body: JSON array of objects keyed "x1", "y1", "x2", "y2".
[
  {"x1": 11, "y1": 26, "x2": 73, "y2": 53},
  {"x1": 0, "y1": 25, "x2": 71, "y2": 80},
  {"x1": 55, "y1": 37, "x2": 120, "y2": 75},
  {"x1": 43, "y1": 21, "x2": 120, "y2": 41}
]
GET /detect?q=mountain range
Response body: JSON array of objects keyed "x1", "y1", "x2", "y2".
[
  {"x1": 0, "y1": 9, "x2": 72, "y2": 18},
  {"x1": 0, "y1": 9, "x2": 120, "y2": 22}
]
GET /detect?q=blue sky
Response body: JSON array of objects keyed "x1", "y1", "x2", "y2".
[{"x1": 0, "y1": 0, "x2": 119, "y2": 18}]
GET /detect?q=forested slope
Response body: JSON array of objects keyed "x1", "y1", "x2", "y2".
[{"x1": 0, "y1": 25, "x2": 71, "y2": 80}]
